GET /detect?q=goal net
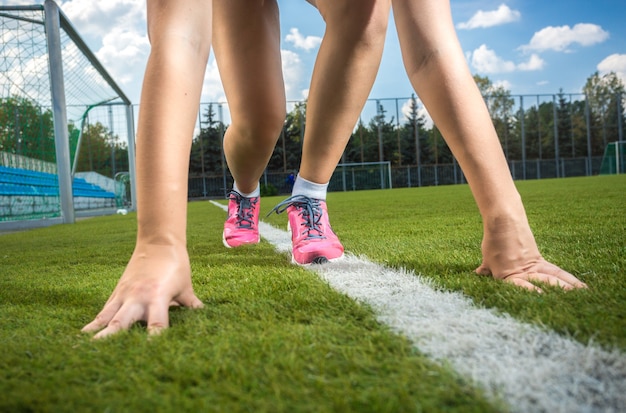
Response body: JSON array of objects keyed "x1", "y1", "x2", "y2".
[
  {"x1": 0, "y1": 1, "x2": 136, "y2": 223},
  {"x1": 599, "y1": 141, "x2": 626, "y2": 175},
  {"x1": 330, "y1": 161, "x2": 392, "y2": 192}
]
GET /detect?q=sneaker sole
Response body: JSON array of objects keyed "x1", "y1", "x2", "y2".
[
  {"x1": 291, "y1": 253, "x2": 345, "y2": 267},
  {"x1": 222, "y1": 233, "x2": 260, "y2": 249}
]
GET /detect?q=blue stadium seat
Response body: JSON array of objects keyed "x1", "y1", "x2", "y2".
[{"x1": 0, "y1": 166, "x2": 115, "y2": 198}]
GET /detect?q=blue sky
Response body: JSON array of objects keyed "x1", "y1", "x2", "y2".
[
  {"x1": 2, "y1": 0, "x2": 625, "y2": 107},
  {"x1": 278, "y1": 0, "x2": 626, "y2": 100}
]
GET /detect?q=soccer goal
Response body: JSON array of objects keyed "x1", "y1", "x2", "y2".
[
  {"x1": 0, "y1": 1, "x2": 136, "y2": 225},
  {"x1": 331, "y1": 161, "x2": 392, "y2": 192},
  {"x1": 599, "y1": 141, "x2": 626, "y2": 175}
]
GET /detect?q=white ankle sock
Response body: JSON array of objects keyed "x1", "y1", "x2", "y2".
[
  {"x1": 233, "y1": 182, "x2": 260, "y2": 198},
  {"x1": 292, "y1": 174, "x2": 328, "y2": 200}
]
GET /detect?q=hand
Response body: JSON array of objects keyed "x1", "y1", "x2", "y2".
[
  {"x1": 476, "y1": 223, "x2": 587, "y2": 292},
  {"x1": 82, "y1": 244, "x2": 204, "y2": 339}
]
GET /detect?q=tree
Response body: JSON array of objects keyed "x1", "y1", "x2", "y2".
[
  {"x1": 401, "y1": 94, "x2": 429, "y2": 166},
  {"x1": 584, "y1": 71, "x2": 626, "y2": 154},
  {"x1": 0, "y1": 96, "x2": 55, "y2": 162},
  {"x1": 473, "y1": 75, "x2": 517, "y2": 159},
  {"x1": 189, "y1": 104, "x2": 226, "y2": 176},
  {"x1": 73, "y1": 121, "x2": 128, "y2": 177}
]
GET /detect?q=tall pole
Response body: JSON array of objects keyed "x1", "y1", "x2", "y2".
[
  {"x1": 44, "y1": 0, "x2": 74, "y2": 223},
  {"x1": 553, "y1": 95, "x2": 560, "y2": 178},
  {"x1": 218, "y1": 104, "x2": 227, "y2": 198},
  {"x1": 412, "y1": 94, "x2": 422, "y2": 187},
  {"x1": 520, "y1": 95, "x2": 526, "y2": 180},
  {"x1": 126, "y1": 104, "x2": 137, "y2": 210}
]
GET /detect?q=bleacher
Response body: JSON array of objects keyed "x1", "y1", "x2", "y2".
[{"x1": 0, "y1": 166, "x2": 116, "y2": 219}]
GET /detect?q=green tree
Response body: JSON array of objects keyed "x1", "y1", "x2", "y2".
[
  {"x1": 0, "y1": 96, "x2": 55, "y2": 162},
  {"x1": 74, "y1": 121, "x2": 127, "y2": 177},
  {"x1": 473, "y1": 75, "x2": 517, "y2": 160},
  {"x1": 401, "y1": 94, "x2": 429, "y2": 166},
  {"x1": 584, "y1": 71, "x2": 626, "y2": 154},
  {"x1": 189, "y1": 104, "x2": 226, "y2": 176}
]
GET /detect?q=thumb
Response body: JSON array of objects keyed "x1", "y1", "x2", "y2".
[
  {"x1": 475, "y1": 263, "x2": 491, "y2": 277},
  {"x1": 175, "y1": 291, "x2": 204, "y2": 309}
]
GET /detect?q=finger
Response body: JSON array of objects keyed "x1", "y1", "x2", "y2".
[
  {"x1": 503, "y1": 276, "x2": 543, "y2": 293},
  {"x1": 81, "y1": 299, "x2": 123, "y2": 333},
  {"x1": 147, "y1": 301, "x2": 170, "y2": 336},
  {"x1": 534, "y1": 262, "x2": 588, "y2": 289},
  {"x1": 518, "y1": 271, "x2": 573, "y2": 290},
  {"x1": 475, "y1": 263, "x2": 491, "y2": 277},
  {"x1": 92, "y1": 303, "x2": 145, "y2": 340},
  {"x1": 174, "y1": 291, "x2": 204, "y2": 309}
]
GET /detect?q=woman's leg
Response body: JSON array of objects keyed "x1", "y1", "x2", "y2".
[
  {"x1": 392, "y1": 0, "x2": 586, "y2": 290},
  {"x1": 272, "y1": 0, "x2": 391, "y2": 265},
  {"x1": 212, "y1": 0, "x2": 285, "y2": 248},
  {"x1": 212, "y1": 0, "x2": 285, "y2": 194},
  {"x1": 299, "y1": 0, "x2": 391, "y2": 184}
]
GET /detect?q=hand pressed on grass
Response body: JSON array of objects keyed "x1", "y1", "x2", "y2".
[
  {"x1": 81, "y1": 244, "x2": 203, "y2": 339},
  {"x1": 476, "y1": 220, "x2": 588, "y2": 292}
]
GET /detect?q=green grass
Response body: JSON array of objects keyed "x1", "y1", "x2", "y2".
[{"x1": 1, "y1": 175, "x2": 624, "y2": 412}]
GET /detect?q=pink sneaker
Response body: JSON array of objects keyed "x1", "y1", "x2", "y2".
[
  {"x1": 269, "y1": 195, "x2": 344, "y2": 265},
  {"x1": 223, "y1": 190, "x2": 260, "y2": 248}
]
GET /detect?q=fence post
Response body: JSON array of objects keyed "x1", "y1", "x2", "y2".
[
  {"x1": 618, "y1": 92, "x2": 624, "y2": 143},
  {"x1": 553, "y1": 95, "x2": 560, "y2": 178},
  {"x1": 126, "y1": 104, "x2": 137, "y2": 210},
  {"x1": 520, "y1": 95, "x2": 527, "y2": 180},
  {"x1": 585, "y1": 94, "x2": 593, "y2": 174},
  {"x1": 217, "y1": 104, "x2": 228, "y2": 197}
]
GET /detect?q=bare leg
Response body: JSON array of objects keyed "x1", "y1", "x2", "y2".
[
  {"x1": 212, "y1": 0, "x2": 285, "y2": 194},
  {"x1": 299, "y1": 0, "x2": 391, "y2": 184},
  {"x1": 267, "y1": 0, "x2": 391, "y2": 266},
  {"x1": 392, "y1": 0, "x2": 586, "y2": 290},
  {"x1": 82, "y1": 0, "x2": 210, "y2": 338}
]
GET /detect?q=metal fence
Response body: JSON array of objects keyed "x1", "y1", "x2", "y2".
[{"x1": 188, "y1": 90, "x2": 622, "y2": 199}]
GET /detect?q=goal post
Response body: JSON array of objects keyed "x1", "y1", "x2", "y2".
[
  {"x1": 0, "y1": 0, "x2": 136, "y2": 224},
  {"x1": 331, "y1": 161, "x2": 392, "y2": 192},
  {"x1": 599, "y1": 141, "x2": 626, "y2": 175}
]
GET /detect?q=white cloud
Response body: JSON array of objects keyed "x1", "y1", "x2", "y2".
[
  {"x1": 597, "y1": 53, "x2": 626, "y2": 85},
  {"x1": 457, "y1": 4, "x2": 521, "y2": 30},
  {"x1": 471, "y1": 45, "x2": 516, "y2": 73},
  {"x1": 200, "y1": 58, "x2": 226, "y2": 103},
  {"x1": 60, "y1": 0, "x2": 145, "y2": 38},
  {"x1": 520, "y1": 23, "x2": 609, "y2": 53},
  {"x1": 469, "y1": 45, "x2": 544, "y2": 74},
  {"x1": 492, "y1": 79, "x2": 512, "y2": 91},
  {"x1": 467, "y1": 44, "x2": 545, "y2": 73},
  {"x1": 0, "y1": 0, "x2": 34, "y2": 5},
  {"x1": 95, "y1": 28, "x2": 149, "y2": 85},
  {"x1": 517, "y1": 54, "x2": 545, "y2": 71},
  {"x1": 281, "y1": 49, "x2": 304, "y2": 100},
  {"x1": 55, "y1": 0, "x2": 148, "y2": 102},
  {"x1": 284, "y1": 28, "x2": 322, "y2": 51}
]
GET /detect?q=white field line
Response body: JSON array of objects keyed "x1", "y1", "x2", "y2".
[{"x1": 210, "y1": 201, "x2": 626, "y2": 413}]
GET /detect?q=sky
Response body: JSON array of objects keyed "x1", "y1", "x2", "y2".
[{"x1": 2, "y1": 0, "x2": 626, "y2": 112}]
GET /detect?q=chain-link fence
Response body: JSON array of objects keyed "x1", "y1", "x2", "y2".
[{"x1": 189, "y1": 91, "x2": 623, "y2": 199}]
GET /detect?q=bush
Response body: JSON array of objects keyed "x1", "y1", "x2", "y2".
[{"x1": 260, "y1": 183, "x2": 278, "y2": 197}]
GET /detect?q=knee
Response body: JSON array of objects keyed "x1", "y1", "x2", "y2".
[
  {"x1": 229, "y1": 106, "x2": 286, "y2": 147},
  {"x1": 318, "y1": 0, "x2": 390, "y2": 43}
]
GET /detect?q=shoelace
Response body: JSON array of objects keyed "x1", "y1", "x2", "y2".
[
  {"x1": 268, "y1": 195, "x2": 326, "y2": 239},
  {"x1": 227, "y1": 190, "x2": 258, "y2": 229}
]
